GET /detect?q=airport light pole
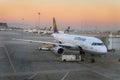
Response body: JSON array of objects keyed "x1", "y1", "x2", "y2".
[
  {"x1": 38, "y1": 12, "x2": 40, "y2": 29},
  {"x1": 21, "y1": 18, "x2": 24, "y2": 39},
  {"x1": 21, "y1": 18, "x2": 24, "y2": 28}
]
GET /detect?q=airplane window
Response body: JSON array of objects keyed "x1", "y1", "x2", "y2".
[
  {"x1": 92, "y1": 43, "x2": 104, "y2": 46},
  {"x1": 74, "y1": 37, "x2": 86, "y2": 41}
]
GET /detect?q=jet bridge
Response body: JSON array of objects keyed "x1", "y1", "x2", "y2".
[{"x1": 101, "y1": 33, "x2": 120, "y2": 52}]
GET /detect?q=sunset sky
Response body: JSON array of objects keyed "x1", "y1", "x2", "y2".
[{"x1": 0, "y1": 0, "x2": 120, "y2": 30}]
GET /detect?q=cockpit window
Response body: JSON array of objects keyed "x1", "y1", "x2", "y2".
[{"x1": 92, "y1": 42, "x2": 104, "y2": 46}]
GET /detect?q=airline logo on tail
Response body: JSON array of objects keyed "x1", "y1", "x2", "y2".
[{"x1": 53, "y1": 17, "x2": 59, "y2": 33}]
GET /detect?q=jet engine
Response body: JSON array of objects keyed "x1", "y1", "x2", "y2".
[{"x1": 52, "y1": 46, "x2": 64, "y2": 54}]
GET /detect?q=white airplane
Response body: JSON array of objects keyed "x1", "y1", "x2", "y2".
[
  {"x1": 38, "y1": 27, "x2": 53, "y2": 35},
  {"x1": 14, "y1": 17, "x2": 107, "y2": 61}
]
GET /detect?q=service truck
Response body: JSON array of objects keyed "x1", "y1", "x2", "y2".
[{"x1": 60, "y1": 55, "x2": 81, "y2": 62}]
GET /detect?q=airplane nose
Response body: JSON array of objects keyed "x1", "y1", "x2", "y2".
[
  {"x1": 98, "y1": 46, "x2": 107, "y2": 53},
  {"x1": 102, "y1": 47, "x2": 107, "y2": 53},
  {"x1": 97, "y1": 46, "x2": 107, "y2": 54}
]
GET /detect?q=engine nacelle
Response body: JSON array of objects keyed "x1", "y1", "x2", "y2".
[{"x1": 52, "y1": 46, "x2": 64, "y2": 54}]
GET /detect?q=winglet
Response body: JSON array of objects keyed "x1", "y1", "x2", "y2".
[{"x1": 53, "y1": 17, "x2": 59, "y2": 33}]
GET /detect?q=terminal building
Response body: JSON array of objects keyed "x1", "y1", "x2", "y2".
[{"x1": 0, "y1": 23, "x2": 8, "y2": 30}]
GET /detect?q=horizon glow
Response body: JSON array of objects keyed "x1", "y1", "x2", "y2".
[{"x1": 0, "y1": 0, "x2": 120, "y2": 25}]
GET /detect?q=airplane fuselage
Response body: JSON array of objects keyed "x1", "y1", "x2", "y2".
[{"x1": 52, "y1": 33, "x2": 107, "y2": 54}]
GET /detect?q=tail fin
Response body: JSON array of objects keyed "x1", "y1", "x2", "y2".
[{"x1": 53, "y1": 17, "x2": 59, "y2": 33}]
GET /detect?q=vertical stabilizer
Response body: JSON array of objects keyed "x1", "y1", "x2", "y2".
[{"x1": 53, "y1": 17, "x2": 59, "y2": 33}]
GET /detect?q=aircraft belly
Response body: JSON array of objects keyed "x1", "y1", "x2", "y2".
[{"x1": 84, "y1": 49, "x2": 105, "y2": 55}]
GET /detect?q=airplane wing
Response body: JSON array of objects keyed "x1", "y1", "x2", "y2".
[
  {"x1": 13, "y1": 38, "x2": 75, "y2": 48},
  {"x1": 58, "y1": 43, "x2": 76, "y2": 48},
  {"x1": 13, "y1": 38, "x2": 58, "y2": 45}
]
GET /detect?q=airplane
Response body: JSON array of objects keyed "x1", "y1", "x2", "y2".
[
  {"x1": 64, "y1": 26, "x2": 71, "y2": 33},
  {"x1": 37, "y1": 26, "x2": 66, "y2": 36},
  {"x1": 14, "y1": 17, "x2": 107, "y2": 61},
  {"x1": 38, "y1": 27, "x2": 52, "y2": 34}
]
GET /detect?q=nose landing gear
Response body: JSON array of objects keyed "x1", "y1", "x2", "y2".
[
  {"x1": 79, "y1": 47, "x2": 85, "y2": 61},
  {"x1": 79, "y1": 46, "x2": 96, "y2": 63}
]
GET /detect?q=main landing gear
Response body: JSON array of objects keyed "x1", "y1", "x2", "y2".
[{"x1": 90, "y1": 54, "x2": 95, "y2": 63}]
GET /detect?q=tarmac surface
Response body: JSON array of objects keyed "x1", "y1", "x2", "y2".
[{"x1": 0, "y1": 31, "x2": 120, "y2": 80}]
